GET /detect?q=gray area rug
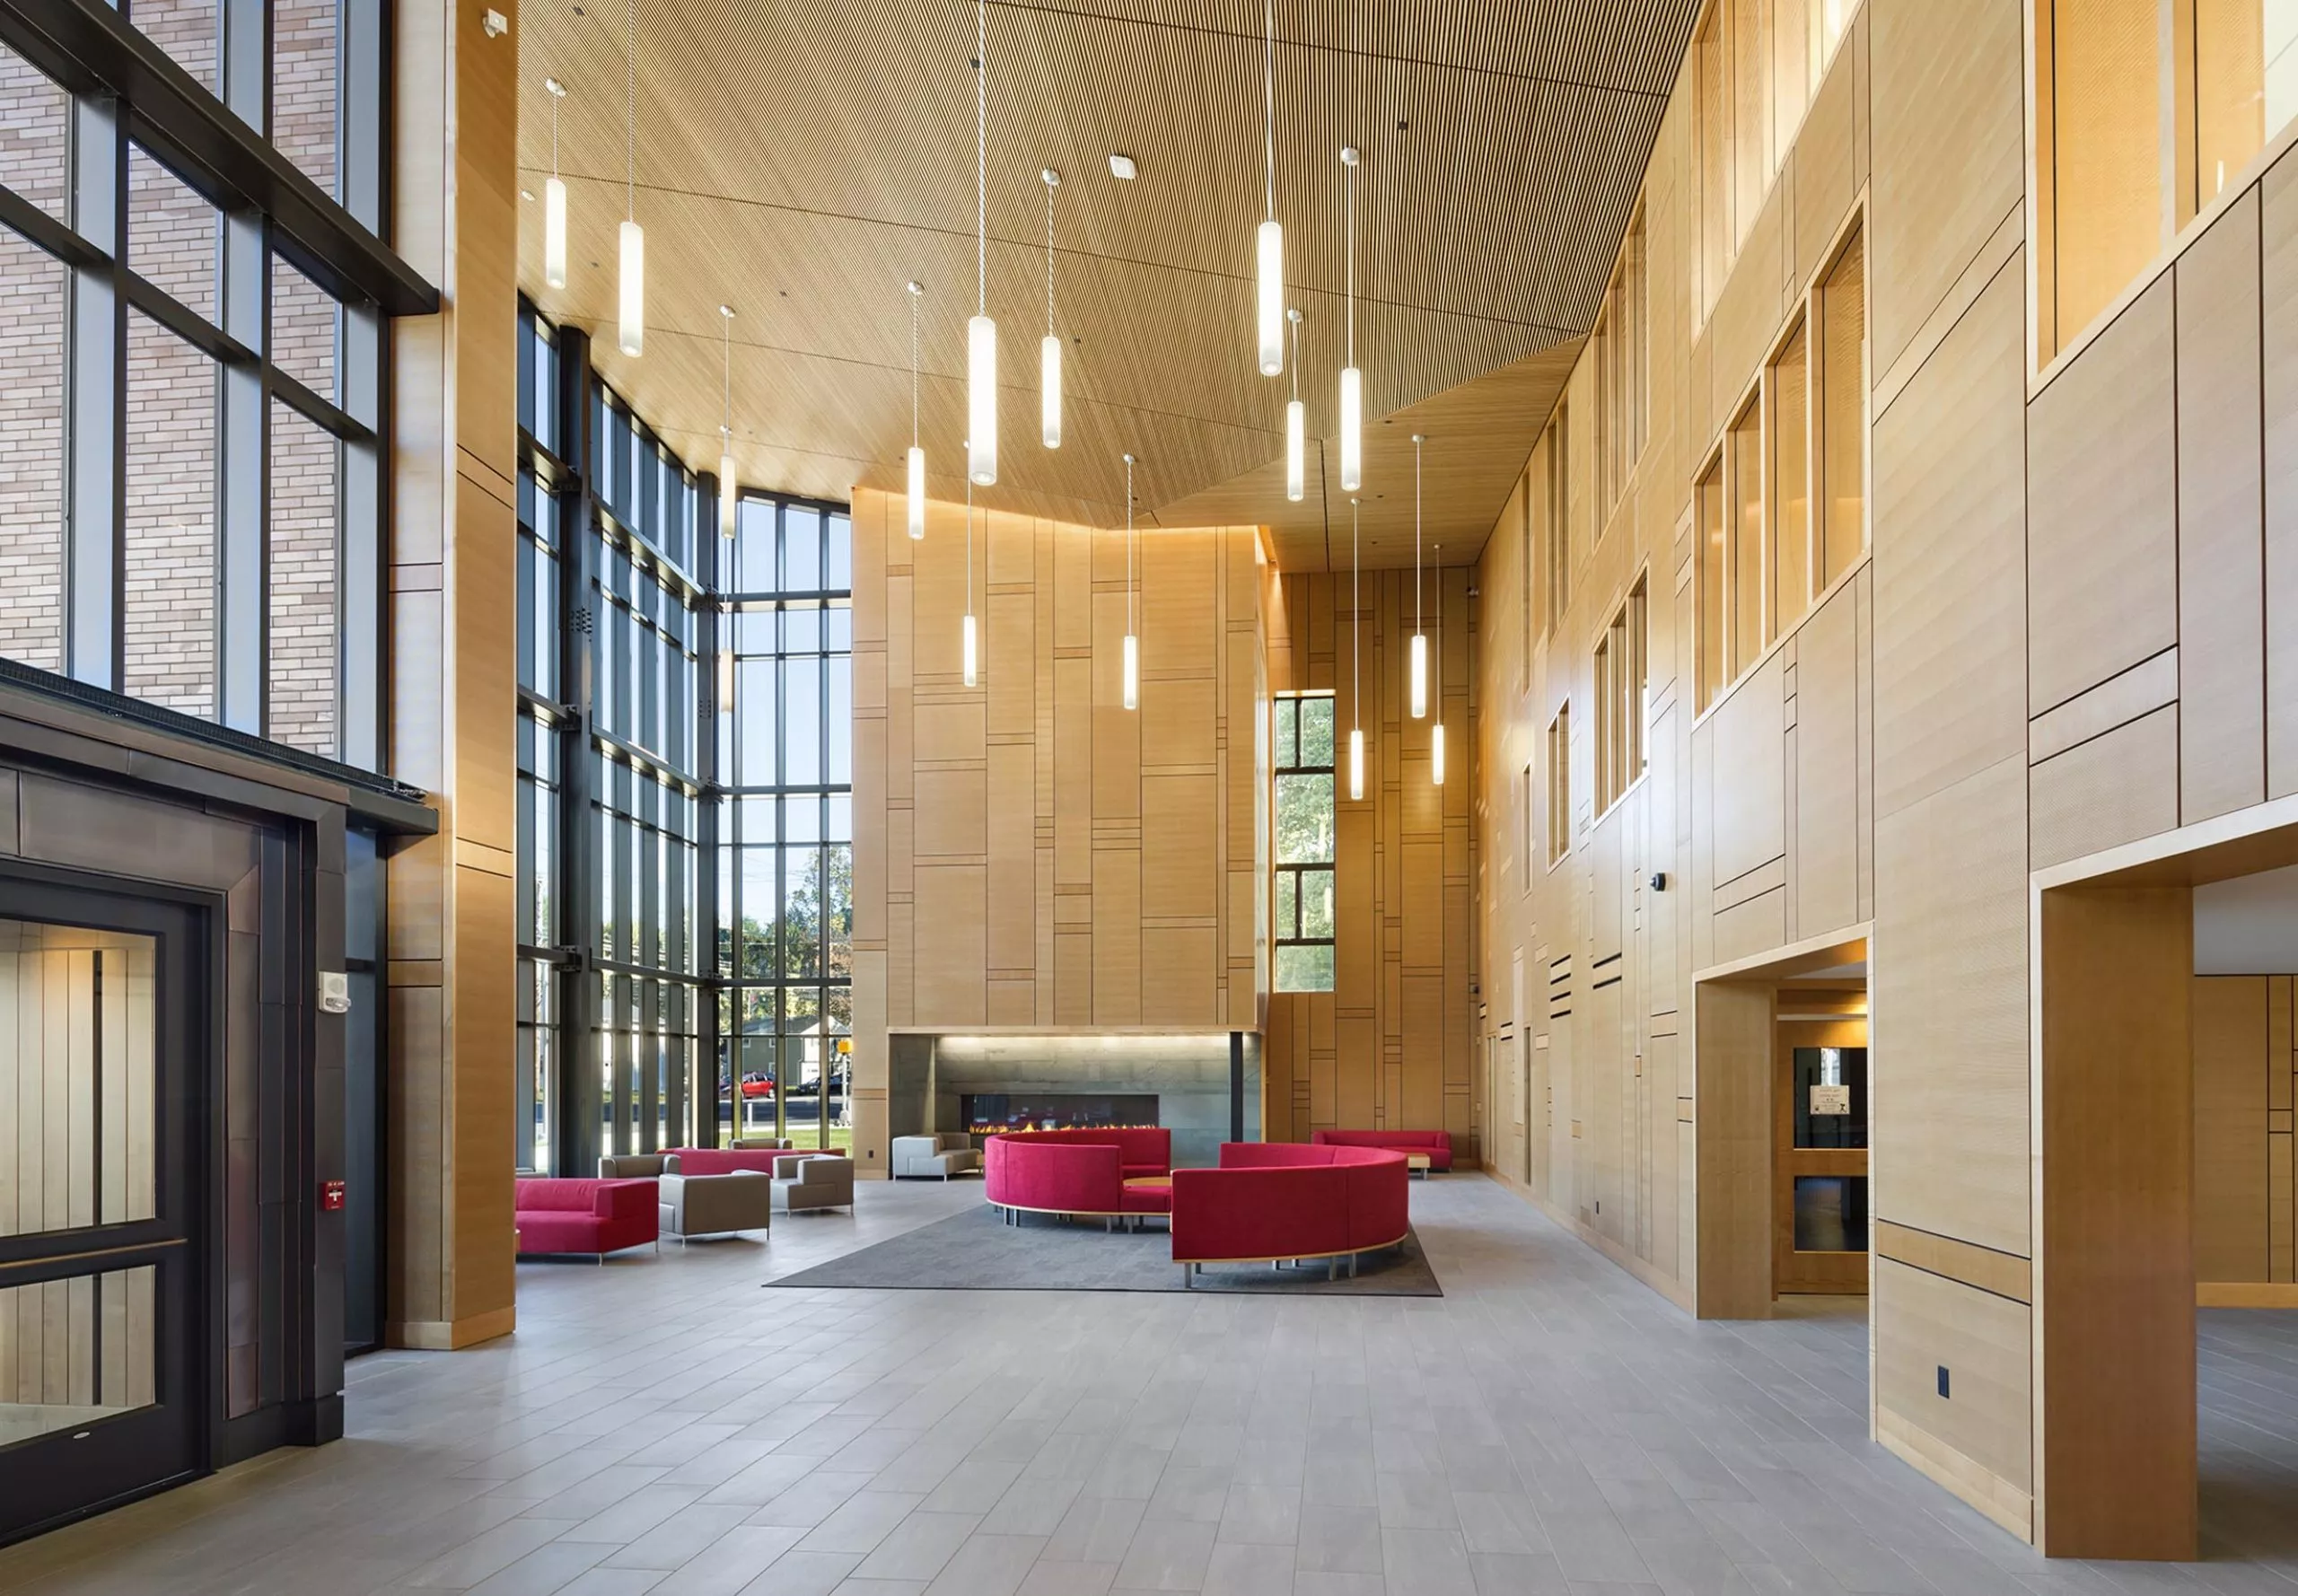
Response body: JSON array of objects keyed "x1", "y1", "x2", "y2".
[{"x1": 764, "y1": 1203, "x2": 1442, "y2": 1296}]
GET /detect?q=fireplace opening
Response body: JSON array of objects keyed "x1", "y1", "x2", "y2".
[{"x1": 960, "y1": 1092, "x2": 1159, "y2": 1135}]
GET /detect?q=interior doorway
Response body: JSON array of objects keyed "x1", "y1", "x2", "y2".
[
  {"x1": 1690, "y1": 932, "x2": 1868, "y2": 1318},
  {"x1": 1774, "y1": 973, "x2": 1868, "y2": 1294}
]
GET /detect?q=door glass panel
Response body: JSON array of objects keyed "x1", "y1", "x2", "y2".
[
  {"x1": 1792, "y1": 1175, "x2": 1869, "y2": 1253},
  {"x1": 1791, "y1": 1045, "x2": 1867, "y2": 1149},
  {"x1": 1, "y1": 921, "x2": 157, "y2": 1236},
  {"x1": 0, "y1": 1265, "x2": 157, "y2": 1448}
]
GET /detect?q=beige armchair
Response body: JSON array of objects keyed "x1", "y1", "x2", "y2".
[
  {"x1": 771, "y1": 1153, "x2": 855, "y2": 1215},
  {"x1": 599, "y1": 1153, "x2": 772, "y2": 1240},
  {"x1": 892, "y1": 1134, "x2": 981, "y2": 1180}
]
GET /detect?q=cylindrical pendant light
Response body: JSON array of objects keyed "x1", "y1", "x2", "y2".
[
  {"x1": 1285, "y1": 307, "x2": 1305, "y2": 502},
  {"x1": 1122, "y1": 452, "x2": 1139, "y2": 711},
  {"x1": 968, "y1": 0, "x2": 997, "y2": 485},
  {"x1": 906, "y1": 282, "x2": 926, "y2": 540},
  {"x1": 717, "y1": 304, "x2": 738, "y2": 538},
  {"x1": 1338, "y1": 145, "x2": 1361, "y2": 491},
  {"x1": 1431, "y1": 541, "x2": 1445, "y2": 785},
  {"x1": 1408, "y1": 434, "x2": 1426, "y2": 718},
  {"x1": 544, "y1": 78, "x2": 568, "y2": 289},
  {"x1": 1348, "y1": 496, "x2": 1364, "y2": 802},
  {"x1": 963, "y1": 459, "x2": 978, "y2": 687},
  {"x1": 618, "y1": 0, "x2": 643, "y2": 356},
  {"x1": 1255, "y1": 0, "x2": 1283, "y2": 375},
  {"x1": 1041, "y1": 169, "x2": 1062, "y2": 449}
]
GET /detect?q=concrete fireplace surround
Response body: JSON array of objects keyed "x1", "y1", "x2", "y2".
[{"x1": 886, "y1": 1030, "x2": 1264, "y2": 1169}]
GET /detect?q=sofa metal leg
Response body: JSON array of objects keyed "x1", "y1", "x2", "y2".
[
  {"x1": 1349, "y1": 1254, "x2": 1358, "y2": 1277},
  {"x1": 1328, "y1": 1258, "x2": 1338, "y2": 1281}
]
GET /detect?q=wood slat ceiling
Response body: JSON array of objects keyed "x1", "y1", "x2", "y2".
[{"x1": 516, "y1": 0, "x2": 1693, "y2": 566}]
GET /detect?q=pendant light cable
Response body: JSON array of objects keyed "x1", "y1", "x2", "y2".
[
  {"x1": 625, "y1": 0, "x2": 636, "y2": 222},
  {"x1": 1126, "y1": 453, "x2": 1135, "y2": 636},
  {"x1": 1045, "y1": 174, "x2": 1057, "y2": 337},
  {"x1": 1351, "y1": 497, "x2": 1360, "y2": 732},
  {"x1": 977, "y1": 0, "x2": 987, "y2": 319},
  {"x1": 1263, "y1": 0, "x2": 1276, "y2": 221},
  {"x1": 1289, "y1": 308, "x2": 1300, "y2": 403},
  {"x1": 1414, "y1": 434, "x2": 1424, "y2": 635},
  {"x1": 720, "y1": 308, "x2": 732, "y2": 446},
  {"x1": 910, "y1": 285, "x2": 921, "y2": 447},
  {"x1": 550, "y1": 76, "x2": 562, "y2": 180}
]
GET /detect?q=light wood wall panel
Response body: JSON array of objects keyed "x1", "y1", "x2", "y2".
[
  {"x1": 850, "y1": 487, "x2": 1267, "y2": 1131},
  {"x1": 2178, "y1": 189, "x2": 2268, "y2": 823},
  {"x1": 1264, "y1": 566, "x2": 1480, "y2": 1153},
  {"x1": 382, "y1": 0, "x2": 516, "y2": 1352},
  {"x1": 2035, "y1": 885, "x2": 2196, "y2": 1559},
  {"x1": 1866, "y1": 0, "x2": 2026, "y2": 375},
  {"x1": 2026, "y1": 277, "x2": 2180, "y2": 718}
]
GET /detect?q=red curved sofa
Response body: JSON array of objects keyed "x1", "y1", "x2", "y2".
[
  {"x1": 984, "y1": 1129, "x2": 1173, "y2": 1223},
  {"x1": 1311, "y1": 1128, "x2": 1452, "y2": 1171},
  {"x1": 1171, "y1": 1143, "x2": 1409, "y2": 1283}
]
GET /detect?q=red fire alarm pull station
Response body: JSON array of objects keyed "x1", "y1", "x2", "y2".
[{"x1": 320, "y1": 1179, "x2": 346, "y2": 1212}]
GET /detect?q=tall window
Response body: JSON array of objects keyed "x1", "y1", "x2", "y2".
[
  {"x1": 1273, "y1": 691, "x2": 1336, "y2": 992},
  {"x1": 1697, "y1": 459, "x2": 1727, "y2": 713},
  {"x1": 1547, "y1": 705, "x2": 1573, "y2": 864},
  {"x1": 0, "y1": 21, "x2": 386, "y2": 762},
  {"x1": 515, "y1": 301, "x2": 712, "y2": 1170},
  {"x1": 1818, "y1": 229, "x2": 1867, "y2": 585},
  {"x1": 1771, "y1": 320, "x2": 1811, "y2": 638},
  {"x1": 1593, "y1": 578, "x2": 1648, "y2": 815},
  {"x1": 1593, "y1": 206, "x2": 1649, "y2": 526},
  {"x1": 1694, "y1": 0, "x2": 1855, "y2": 321},
  {"x1": 2038, "y1": 1, "x2": 2295, "y2": 357},
  {"x1": 719, "y1": 497, "x2": 855, "y2": 1151},
  {"x1": 1538, "y1": 402, "x2": 1571, "y2": 633}
]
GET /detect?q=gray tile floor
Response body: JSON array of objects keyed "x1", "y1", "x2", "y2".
[{"x1": 4, "y1": 1174, "x2": 2297, "y2": 1595}]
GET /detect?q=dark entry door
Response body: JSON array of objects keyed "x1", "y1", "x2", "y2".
[{"x1": 0, "y1": 879, "x2": 206, "y2": 1544}]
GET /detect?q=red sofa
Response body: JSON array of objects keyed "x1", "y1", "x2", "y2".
[
  {"x1": 981, "y1": 1127, "x2": 1169, "y2": 1179},
  {"x1": 514, "y1": 1178, "x2": 660, "y2": 1261},
  {"x1": 1312, "y1": 1128, "x2": 1452, "y2": 1171},
  {"x1": 984, "y1": 1133, "x2": 1173, "y2": 1224},
  {"x1": 1171, "y1": 1143, "x2": 1409, "y2": 1283}
]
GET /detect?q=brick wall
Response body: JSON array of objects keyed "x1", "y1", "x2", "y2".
[
  {"x1": 0, "y1": 4, "x2": 348, "y2": 757},
  {"x1": 0, "y1": 51, "x2": 68, "y2": 672}
]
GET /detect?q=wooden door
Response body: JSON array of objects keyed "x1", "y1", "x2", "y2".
[{"x1": 1773, "y1": 1015, "x2": 1869, "y2": 1293}]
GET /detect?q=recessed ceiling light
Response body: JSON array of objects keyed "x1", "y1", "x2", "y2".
[
  {"x1": 520, "y1": 189, "x2": 535, "y2": 201},
  {"x1": 1108, "y1": 153, "x2": 1137, "y2": 180}
]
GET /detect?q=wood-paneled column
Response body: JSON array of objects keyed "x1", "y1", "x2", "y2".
[
  {"x1": 2033, "y1": 884, "x2": 2195, "y2": 1557},
  {"x1": 381, "y1": 0, "x2": 518, "y2": 1349}
]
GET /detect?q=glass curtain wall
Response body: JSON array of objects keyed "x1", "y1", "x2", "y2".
[
  {"x1": 718, "y1": 499, "x2": 855, "y2": 1152},
  {"x1": 515, "y1": 302, "x2": 710, "y2": 1171},
  {"x1": 514, "y1": 301, "x2": 851, "y2": 1171},
  {"x1": 0, "y1": 5, "x2": 386, "y2": 764}
]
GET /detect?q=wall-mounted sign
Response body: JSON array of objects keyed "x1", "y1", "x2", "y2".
[{"x1": 1810, "y1": 1084, "x2": 1851, "y2": 1117}]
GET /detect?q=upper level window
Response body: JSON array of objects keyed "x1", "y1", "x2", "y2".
[
  {"x1": 1273, "y1": 691, "x2": 1336, "y2": 992},
  {"x1": 1592, "y1": 206, "x2": 1649, "y2": 527},
  {"x1": 1697, "y1": 221, "x2": 1867, "y2": 715},
  {"x1": 1547, "y1": 705, "x2": 1573, "y2": 864},
  {"x1": 1593, "y1": 578, "x2": 1649, "y2": 817},
  {"x1": 1695, "y1": 0, "x2": 1857, "y2": 321},
  {"x1": 1537, "y1": 402, "x2": 1570, "y2": 634},
  {"x1": 2037, "y1": 1, "x2": 2298, "y2": 359}
]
